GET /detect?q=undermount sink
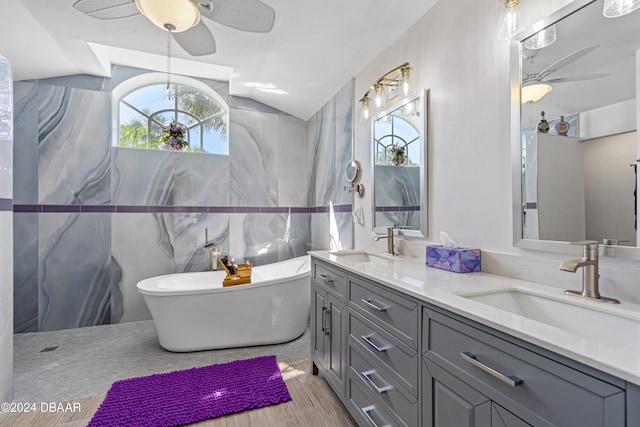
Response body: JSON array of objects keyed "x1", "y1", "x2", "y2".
[
  {"x1": 329, "y1": 250, "x2": 396, "y2": 263},
  {"x1": 459, "y1": 288, "x2": 640, "y2": 346}
]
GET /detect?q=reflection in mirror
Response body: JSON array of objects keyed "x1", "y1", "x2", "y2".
[
  {"x1": 372, "y1": 92, "x2": 427, "y2": 237},
  {"x1": 512, "y1": 0, "x2": 640, "y2": 259}
]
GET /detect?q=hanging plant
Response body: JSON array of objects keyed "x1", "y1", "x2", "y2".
[
  {"x1": 390, "y1": 144, "x2": 407, "y2": 166},
  {"x1": 161, "y1": 121, "x2": 188, "y2": 151}
]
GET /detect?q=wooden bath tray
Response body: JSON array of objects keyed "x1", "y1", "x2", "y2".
[{"x1": 220, "y1": 259, "x2": 252, "y2": 287}]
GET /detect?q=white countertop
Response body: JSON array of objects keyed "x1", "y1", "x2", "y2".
[{"x1": 310, "y1": 250, "x2": 640, "y2": 386}]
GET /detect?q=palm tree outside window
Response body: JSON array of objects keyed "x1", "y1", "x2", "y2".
[{"x1": 118, "y1": 82, "x2": 228, "y2": 154}]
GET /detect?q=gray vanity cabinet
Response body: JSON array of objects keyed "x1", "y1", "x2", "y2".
[
  {"x1": 423, "y1": 306, "x2": 625, "y2": 427},
  {"x1": 309, "y1": 256, "x2": 632, "y2": 427},
  {"x1": 311, "y1": 260, "x2": 347, "y2": 395}
]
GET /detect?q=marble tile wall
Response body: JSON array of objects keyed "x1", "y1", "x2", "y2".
[
  {"x1": 12, "y1": 67, "x2": 353, "y2": 331},
  {"x1": 0, "y1": 54, "x2": 13, "y2": 402},
  {"x1": 308, "y1": 81, "x2": 354, "y2": 251}
]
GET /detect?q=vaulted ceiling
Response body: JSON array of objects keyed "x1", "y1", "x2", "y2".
[{"x1": 0, "y1": 0, "x2": 439, "y2": 120}]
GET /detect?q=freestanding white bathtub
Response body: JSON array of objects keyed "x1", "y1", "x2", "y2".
[{"x1": 137, "y1": 255, "x2": 311, "y2": 352}]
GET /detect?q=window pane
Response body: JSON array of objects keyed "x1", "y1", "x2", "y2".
[
  {"x1": 123, "y1": 84, "x2": 173, "y2": 114},
  {"x1": 176, "y1": 86, "x2": 221, "y2": 121},
  {"x1": 407, "y1": 140, "x2": 420, "y2": 166},
  {"x1": 119, "y1": 103, "x2": 148, "y2": 148},
  {"x1": 202, "y1": 117, "x2": 227, "y2": 154},
  {"x1": 117, "y1": 81, "x2": 228, "y2": 154},
  {"x1": 149, "y1": 120, "x2": 164, "y2": 150}
]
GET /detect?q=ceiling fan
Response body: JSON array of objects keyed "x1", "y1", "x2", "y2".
[
  {"x1": 521, "y1": 45, "x2": 610, "y2": 102},
  {"x1": 72, "y1": 0, "x2": 276, "y2": 56}
]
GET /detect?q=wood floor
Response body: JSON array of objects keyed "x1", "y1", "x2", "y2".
[{"x1": 0, "y1": 357, "x2": 357, "y2": 427}]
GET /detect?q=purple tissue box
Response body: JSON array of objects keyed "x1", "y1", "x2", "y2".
[{"x1": 426, "y1": 245, "x2": 481, "y2": 273}]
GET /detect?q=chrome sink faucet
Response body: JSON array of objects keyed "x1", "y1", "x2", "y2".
[
  {"x1": 373, "y1": 227, "x2": 396, "y2": 255},
  {"x1": 560, "y1": 240, "x2": 620, "y2": 303}
]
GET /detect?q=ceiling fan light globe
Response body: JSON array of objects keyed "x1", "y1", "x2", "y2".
[
  {"x1": 521, "y1": 83, "x2": 552, "y2": 103},
  {"x1": 603, "y1": 0, "x2": 640, "y2": 18},
  {"x1": 135, "y1": 0, "x2": 201, "y2": 32}
]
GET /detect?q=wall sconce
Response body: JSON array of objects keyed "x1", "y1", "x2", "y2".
[
  {"x1": 497, "y1": 0, "x2": 527, "y2": 41},
  {"x1": 603, "y1": 0, "x2": 640, "y2": 18},
  {"x1": 359, "y1": 62, "x2": 414, "y2": 122}
]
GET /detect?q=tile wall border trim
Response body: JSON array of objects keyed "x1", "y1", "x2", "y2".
[
  {"x1": 0, "y1": 198, "x2": 12, "y2": 212},
  {"x1": 12, "y1": 204, "x2": 353, "y2": 214}
]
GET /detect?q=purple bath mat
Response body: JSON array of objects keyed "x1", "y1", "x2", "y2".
[{"x1": 87, "y1": 355, "x2": 291, "y2": 427}]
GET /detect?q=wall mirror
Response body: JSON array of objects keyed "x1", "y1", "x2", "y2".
[
  {"x1": 511, "y1": 0, "x2": 640, "y2": 260},
  {"x1": 372, "y1": 90, "x2": 427, "y2": 237}
]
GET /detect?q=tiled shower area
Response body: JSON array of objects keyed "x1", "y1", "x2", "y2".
[{"x1": 12, "y1": 65, "x2": 354, "y2": 333}]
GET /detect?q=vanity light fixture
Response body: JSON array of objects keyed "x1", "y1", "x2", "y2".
[
  {"x1": 521, "y1": 82, "x2": 552, "y2": 103},
  {"x1": 524, "y1": 24, "x2": 557, "y2": 50},
  {"x1": 359, "y1": 62, "x2": 414, "y2": 122},
  {"x1": 497, "y1": 0, "x2": 527, "y2": 41}
]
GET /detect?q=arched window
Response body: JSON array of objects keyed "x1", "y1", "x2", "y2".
[
  {"x1": 374, "y1": 115, "x2": 420, "y2": 166},
  {"x1": 113, "y1": 74, "x2": 228, "y2": 154}
]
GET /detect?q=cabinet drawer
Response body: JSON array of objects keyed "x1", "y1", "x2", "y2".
[
  {"x1": 349, "y1": 345, "x2": 418, "y2": 427},
  {"x1": 349, "y1": 275, "x2": 418, "y2": 350},
  {"x1": 313, "y1": 260, "x2": 346, "y2": 297},
  {"x1": 347, "y1": 376, "x2": 403, "y2": 427},
  {"x1": 349, "y1": 310, "x2": 418, "y2": 397},
  {"x1": 423, "y1": 308, "x2": 625, "y2": 427}
]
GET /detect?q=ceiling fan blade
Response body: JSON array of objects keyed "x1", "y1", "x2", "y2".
[
  {"x1": 172, "y1": 21, "x2": 216, "y2": 56},
  {"x1": 197, "y1": 0, "x2": 275, "y2": 32},
  {"x1": 73, "y1": 0, "x2": 140, "y2": 20},
  {"x1": 544, "y1": 73, "x2": 611, "y2": 84},
  {"x1": 536, "y1": 45, "x2": 600, "y2": 80}
]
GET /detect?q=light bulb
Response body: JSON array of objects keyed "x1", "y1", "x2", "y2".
[
  {"x1": 372, "y1": 84, "x2": 387, "y2": 114},
  {"x1": 398, "y1": 66, "x2": 414, "y2": 98},
  {"x1": 360, "y1": 98, "x2": 371, "y2": 122},
  {"x1": 603, "y1": 0, "x2": 640, "y2": 17}
]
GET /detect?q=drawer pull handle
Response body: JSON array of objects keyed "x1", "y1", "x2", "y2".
[
  {"x1": 460, "y1": 351, "x2": 523, "y2": 387},
  {"x1": 361, "y1": 405, "x2": 391, "y2": 427},
  {"x1": 361, "y1": 370, "x2": 393, "y2": 394},
  {"x1": 322, "y1": 307, "x2": 331, "y2": 335},
  {"x1": 361, "y1": 298, "x2": 387, "y2": 312},
  {"x1": 318, "y1": 274, "x2": 334, "y2": 284},
  {"x1": 361, "y1": 334, "x2": 391, "y2": 353}
]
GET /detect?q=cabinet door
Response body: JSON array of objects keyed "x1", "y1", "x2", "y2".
[
  {"x1": 312, "y1": 286, "x2": 328, "y2": 369},
  {"x1": 423, "y1": 359, "x2": 491, "y2": 427},
  {"x1": 326, "y1": 293, "x2": 345, "y2": 389},
  {"x1": 492, "y1": 403, "x2": 532, "y2": 427}
]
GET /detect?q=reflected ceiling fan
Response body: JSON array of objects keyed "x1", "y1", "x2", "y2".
[
  {"x1": 72, "y1": 0, "x2": 276, "y2": 56},
  {"x1": 521, "y1": 45, "x2": 610, "y2": 103}
]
